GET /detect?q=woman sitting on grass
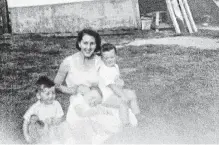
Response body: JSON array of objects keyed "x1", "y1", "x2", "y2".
[
  {"x1": 54, "y1": 28, "x2": 104, "y2": 125},
  {"x1": 54, "y1": 28, "x2": 139, "y2": 143}
]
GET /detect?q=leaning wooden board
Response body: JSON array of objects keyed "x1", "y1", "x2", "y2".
[
  {"x1": 178, "y1": 0, "x2": 193, "y2": 33},
  {"x1": 182, "y1": 0, "x2": 198, "y2": 32},
  {"x1": 166, "y1": 0, "x2": 181, "y2": 34}
]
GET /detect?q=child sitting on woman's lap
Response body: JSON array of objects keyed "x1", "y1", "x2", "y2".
[{"x1": 98, "y1": 43, "x2": 141, "y2": 127}]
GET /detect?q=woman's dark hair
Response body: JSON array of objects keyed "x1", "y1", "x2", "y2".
[
  {"x1": 76, "y1": 29, "x2": 101, "y2": 53},
  {"x1": 101, "y1": 43, "x2": 117, "y2": 54}
]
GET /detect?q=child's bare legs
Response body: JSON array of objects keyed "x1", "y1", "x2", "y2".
[
  {"x1": 102, "y1": 95, "x2": 130, "y2": 126},
  {"x1": 124, "y1": 89, "x2": 140, "y2": 115},
  {"x1": 119, "y1": 101, "x2": 130, "y2": 126}
]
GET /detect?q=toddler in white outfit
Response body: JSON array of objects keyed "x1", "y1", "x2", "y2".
[{"x1": 98, "y1": 43, "x2": 140, "y2": 127}]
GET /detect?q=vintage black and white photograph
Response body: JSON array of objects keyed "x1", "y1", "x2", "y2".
[{"x1": 1, "y1": 0, "x2": 219, "y2": 144}]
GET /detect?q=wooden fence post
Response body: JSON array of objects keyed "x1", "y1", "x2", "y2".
[{"x1": 155, "y1": 12, "x2": 160, "y2": 32}]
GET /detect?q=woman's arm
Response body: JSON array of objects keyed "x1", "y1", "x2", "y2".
[
  {"x1": 56, "y1": 85, "x2": 78, "y2": 95},
  {"x1": 54, "y1": 60, "x2": 78, "y2": 95},
  {"x1": 23, "y1": 120, "x2": 32, "y2": 143}
]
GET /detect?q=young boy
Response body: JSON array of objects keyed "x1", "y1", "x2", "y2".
[
  {"x1": 98, "y1": 43, "x2": 141, "y2": 127},
  {"x1": 23, "y1": 76, "x2": 64, "y2": 144}
]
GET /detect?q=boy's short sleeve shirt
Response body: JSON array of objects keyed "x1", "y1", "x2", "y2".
[
  {"x1": 98, "y1": 64, "x2": 120, "y2": 102},
  {"x1": 23, "y1": 100, "x2": 64, "y2": 122},
  {"x1": 53, "y1": 100, "x2": 64, "y2": 118},
  {"x1": 99, "y1": 64, "x2": 120, "y2": 86}
]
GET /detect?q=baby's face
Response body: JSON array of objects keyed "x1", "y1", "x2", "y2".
[
  {"x1": 102, "y1": 49, "x2": 116, "y2": 67},
  {"x1": 85, "y1": 90, "x2": 102, "y2": 107},
  {"x1": 38, "y1": 86, "x2": 56, "y2": 104}
]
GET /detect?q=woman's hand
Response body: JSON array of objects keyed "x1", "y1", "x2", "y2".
[{"x1": 77, "y1": 85, "x2": 91, "y2": 95}]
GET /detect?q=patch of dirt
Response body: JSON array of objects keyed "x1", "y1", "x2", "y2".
[{"x1": 127, "y1": 36, "x2": 219, "y2": 50}]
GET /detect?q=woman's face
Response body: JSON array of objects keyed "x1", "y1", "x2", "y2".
[{"x1": 79, "y1": 34, "x2": 96, "y2": 58}]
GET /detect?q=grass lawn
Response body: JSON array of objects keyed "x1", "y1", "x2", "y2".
[{"x1": 1, "y1": 29, "x2": 219, "y2": 143}]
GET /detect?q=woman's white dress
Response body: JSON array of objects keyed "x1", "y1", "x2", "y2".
[{"x1": 62, "y1": 52, "x2": 137, "y2": 143}]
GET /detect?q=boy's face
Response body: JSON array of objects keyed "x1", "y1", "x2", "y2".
[
  {"x1": 85, "y1": 90, "x2": 102, "y2": 107},
  {"x1": 38, "y1": 86, "x2": 55, "y2": 105},
  {"x1": 102, "y1": 49, "x2": 116, "y2": 67}
]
